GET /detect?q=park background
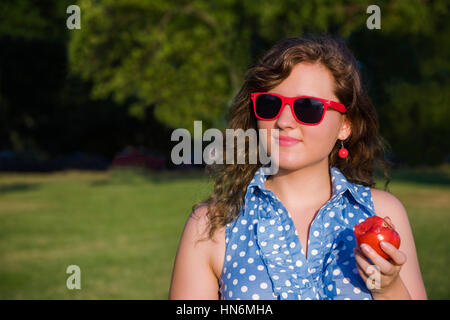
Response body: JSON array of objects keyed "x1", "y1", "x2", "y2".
[{"x1": 0, "y1": 0, "x2": 449, "y2": 299}]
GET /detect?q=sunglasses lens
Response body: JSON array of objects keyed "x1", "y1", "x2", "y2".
[
  {"x1": 254, "y1": 94, "x2": 282, "y2": 119},
  {"x1": 293, "y1": 98, "x2": 324, "y2": 124}
]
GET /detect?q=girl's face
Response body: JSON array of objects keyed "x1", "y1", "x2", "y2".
[{"x1": 257, "y1": 62, "x2": 351, "y2": 171}]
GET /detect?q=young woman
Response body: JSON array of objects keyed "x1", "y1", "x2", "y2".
[{"x1": 169, "y1": 35, "x2": 427, "y2": 300}]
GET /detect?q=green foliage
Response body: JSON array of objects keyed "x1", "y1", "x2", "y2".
[
  {"x1": 69, "y1": 0, "x2": 388, "y2": 131},
  {"x1": 0, "y1": 0, "x2": 448, "y2": 165},
  {"x1": 0, "y1": 0, "x2": 74, "y2": 41},
  {"x1": 69, "y1": 0, "x2": 237, "y2": 131},
  {"x1": 67, "y1": 0, "x2": 449, "y2": 164},
  {"x1": 384, "y1": 81, "x2": 450, "y2": 165}
]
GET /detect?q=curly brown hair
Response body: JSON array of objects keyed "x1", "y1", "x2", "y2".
[{"x1": 193, "y1": 34, "x2": 392, "y2": 241}]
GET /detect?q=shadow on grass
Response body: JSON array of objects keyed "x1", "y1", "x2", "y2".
[
  {"x1": 375, "y1": 165, "x2": 450, "y2": 187},
  {"x1": 0, "y1": 183, "x2": 40, "y2": 194},
  {"x1": 91, "y1": 165, "x2": 450, "y2": 187},
  {"x1": 90, "y1": 167, "x2": 210, "y2": 187}
]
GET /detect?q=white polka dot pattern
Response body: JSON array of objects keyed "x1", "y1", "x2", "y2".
[{"x1": 218, "y1": 166, "x2": 375, "y2": 300}]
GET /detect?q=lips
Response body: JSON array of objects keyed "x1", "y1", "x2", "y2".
[
  {"x1": 275, "y1": 134, "x2": 302, "y2": 146},
  {"x1": 278, "y1": 135, "x2": 302, "y2": 142}
]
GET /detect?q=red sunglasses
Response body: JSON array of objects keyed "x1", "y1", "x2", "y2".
[{"x1": 251, "y1": 92, "x2": 347, "y2": 126}]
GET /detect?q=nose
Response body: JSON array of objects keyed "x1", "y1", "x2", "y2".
[{"x1": 276, "y1": 103, "x2": 298, "y2": 129}]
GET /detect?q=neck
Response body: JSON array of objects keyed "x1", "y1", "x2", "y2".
[{"x1": 265, "y1": 159, "x2": 333, "y2": 209}]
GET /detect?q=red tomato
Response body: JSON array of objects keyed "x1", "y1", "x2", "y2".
[{"x1": 354, "y1": 216, "x2": 401, "y2": 260}]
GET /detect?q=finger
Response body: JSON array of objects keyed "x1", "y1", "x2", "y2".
[
  {"x1": 354, "y1": 249, "x2": 384, "y2": 290},
  {"x1": 359, "y1": 243, "x2": 395, "y2": 275},
  {"x1": 355, "y1": 262, "x2": 369, "y2": 283},
  {"x1": 356, "y1": 262, "x2": 383, "y2": 289},
  {"x1": 384, "y1": 216, "x2": 395, "y2": 229},
  {"x1": 353, "y1": 248, "x2": 373, "y2": 278},
  {"x1": 380, "y1": 241, "x2": 407, "y2": 266}
]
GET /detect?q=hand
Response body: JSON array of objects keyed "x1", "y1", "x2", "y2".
[{"x1": 353, "y1": 217, "x2": 408, "y2": 298}]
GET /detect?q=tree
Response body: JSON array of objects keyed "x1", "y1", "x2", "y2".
[
  {"x1": 1, "y1": 0, "x2": 448, "y2": 165},
  {"x1": 68, "y1": 0, "x2": 380, "y2": 132}
]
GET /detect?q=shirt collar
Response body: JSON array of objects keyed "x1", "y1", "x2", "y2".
[{"x1": 247, "y1": 165, "x2": 372, "y2": 209}]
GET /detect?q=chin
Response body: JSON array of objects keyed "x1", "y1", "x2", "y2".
[
  {"x1": 272, "y1": 152, "x2": 306, "y2": 171},
  {"x1": 270, "y1": 150, "x2": 329, "y2": 172}
]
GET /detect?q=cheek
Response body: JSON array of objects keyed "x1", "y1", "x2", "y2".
[
  {"x1": 304, "y1": 126, "x2": 334, "y2": 145},
  {"x1": 302, "y1": 115, "x2": 341, "y2": 151},
  {"x1": 288, "y1": 121, "x2": 339, "y2": 160}
]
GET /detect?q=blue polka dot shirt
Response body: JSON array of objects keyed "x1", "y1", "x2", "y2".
[{"x1": 219, "y1": 165, "x2": 376, "y2": 300}]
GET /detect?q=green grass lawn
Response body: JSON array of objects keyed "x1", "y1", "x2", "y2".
[{"x1": 0, "y1": 165, "x2": 448, "y2": 299}]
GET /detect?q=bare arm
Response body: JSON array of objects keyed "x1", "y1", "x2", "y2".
[
  {"x1": 370, "y1": 188, "x2": 428, "y2": 299},
  {"x1": 169, "y1": 204, "x2": 222, "y2": 299}
]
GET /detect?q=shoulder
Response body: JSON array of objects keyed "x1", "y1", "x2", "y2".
[
  {"x1": 185, "y1": 203, "x2": 211, "y2": 240},
  {"x1": 181, "y1": 202, "x2": 226, "y2": 275},
  {"x1": 169, "y1": 202, "x2": 225, "y2": 299},
  {"x1": 185, "y1": 202, "x2": 225, "y2": 243},
  {"x1": 370, "y1": 188, "x2": 410, "y2": 229},
  {"x1": 370, "y1": 188, "x2": 407, "y2": 217}
]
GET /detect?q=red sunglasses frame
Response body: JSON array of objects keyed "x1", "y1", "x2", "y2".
[{"x1": 250, "y1": 92, "x2": 347, "y2": 126}]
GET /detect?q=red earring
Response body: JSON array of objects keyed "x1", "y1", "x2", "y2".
[{"x1": 338, "y1": 140, "x2": 349, "y2": 158}]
